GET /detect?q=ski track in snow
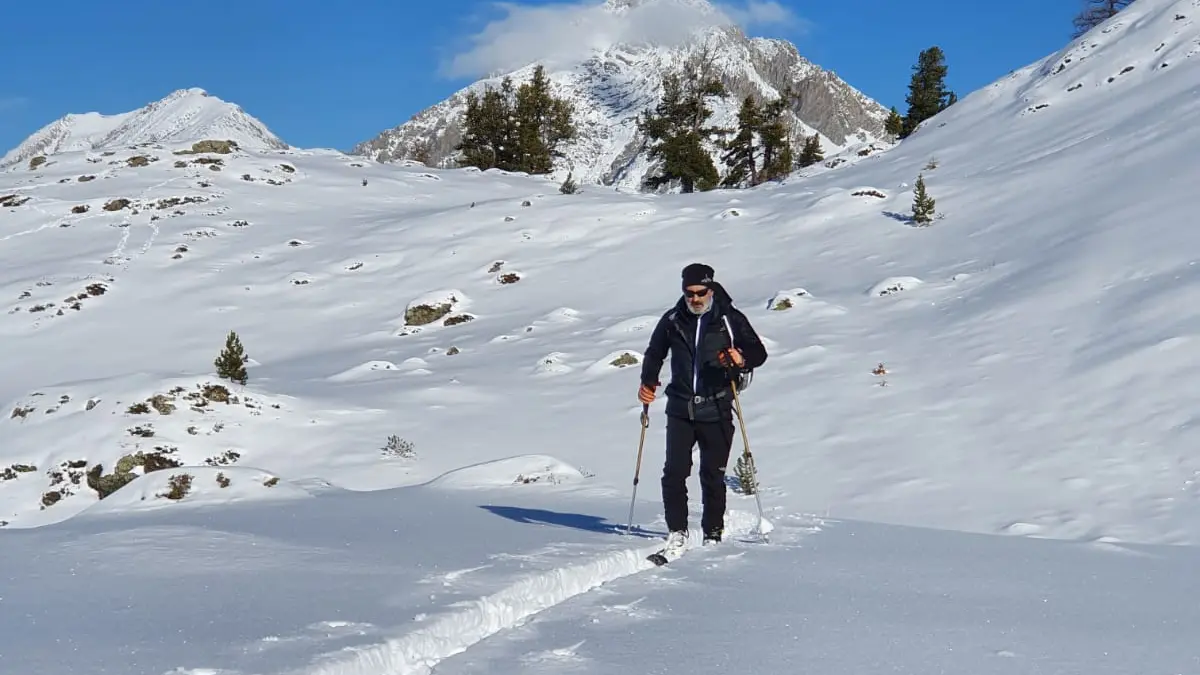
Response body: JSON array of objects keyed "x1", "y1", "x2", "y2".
[
  {"x1": 291, "y1": 512, "x2": 770, "y2": 675},
  {"x1": 105, "y1": 173, "x2": 181, "y2": 268}
]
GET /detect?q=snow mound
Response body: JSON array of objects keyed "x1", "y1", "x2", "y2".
[
  {"x1": 541, "y1": 307, "x2": 583, "y2": 324},
  {"x1": 848, "y1": 186, "x2": 889, "y2": 199},
  {"x1": 327, "y1": 360, "x2": 398, "y2": 382},
  {"x1": 601, "y1": 315, "x2": 660, "y2": 339},
  {"x1": 869, "y1": 276, "x2": 924, "y2": 297},
  {"x1": 585, "y1": 350, "x2": 642, "y2": 375},
  {"x1": 533, "y1": 352, "x2": 573, "y2": 376},
  {"x1": 426, "y1": 455, "x2": 591, "y2": 489},
  {"x1": 767, "y1": 288, "x2": 847, "y2": 317},
  {"x1": 82, "y1": 466, "x2": 309, "y2": 516}
]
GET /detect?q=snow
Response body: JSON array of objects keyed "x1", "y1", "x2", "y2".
[
  {"x1": 0, "y1": 88, "x2": 288, "y2": 169},
  {"x1": 3, "y1": 0, "x2": 1200, "y2": 672}
]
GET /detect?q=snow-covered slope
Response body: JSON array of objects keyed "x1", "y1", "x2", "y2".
[
  {"x1": 351, "y1": 0, "x2": 890, "y2": 189},
  {"x1": 0, "y1": 88, "x2": 288, "y2": 169},
  {"x1": 2, "y1": 0, "x2": 1198, "y2": 540},
  {"x1": 2, "y1": 0, "x2": 1200, "y2": 671}
]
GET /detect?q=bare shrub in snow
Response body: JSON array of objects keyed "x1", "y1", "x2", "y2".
[
  {"x1": 559, "y1": 171, "x2": 579, "y2": 194},
  {"x1": 610, "y1": 352, "x2": 639, "y2": 367},
  {"x1": 204, "y1": 449, "x2": 241, "y2": 466},
  {"x1": 382, "y1": 435, "x2": 415, "y2": 458},
  {"x1": 161, "y1": 473, "x2": 193, "y2": 500},
  {"x1": 444, "y1": 313, "x2": 475, "y2": 326},
  {"x1": 148, "y1": 394, "x2": 175, "y2": 415}
]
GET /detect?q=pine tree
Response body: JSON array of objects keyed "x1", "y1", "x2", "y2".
[
  {"x1": 911, "y1": 173, "x2": 936, "y2": 225},
  {"x1": 513, "y1": 65, "x2": 575, "y2": 174},
  {"x1": 455, "y1": 68, "x2": 575, "y2": 174},
  {"x1": 901, "y1": 47, "x2": 955, "y2": 139},
  {"x1": 214, "y1": 330, "x2": 248, "y2": 385},
  {"x1": 1072, "y1": 0, "x2": 1135, "y2": 38},
  {"x1": 884, "y1": 106, "x2": 903, "y2": 137},
  {"x1": 756, "y1": 91, "x2": 794, "y2": 183},
  {"x1": 456, "y1": 79, "x2": 516, "y2": 171},
  {"x1": 797, "y1": 134, "x2": 824, "y2": 168},
  {"x1": 720, "y1": 95, "x2": 761, "y2": 188},
  {"x1": 639, "y1": 71, "x2": 726, "y2": 193}
]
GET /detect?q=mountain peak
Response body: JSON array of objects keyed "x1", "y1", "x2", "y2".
[
  {"x1": 353, "y1": 25, "x2": 889, "y2": 190},
  {"x1": 1, "y1": 88, "x2": 287, "y2": 168}
]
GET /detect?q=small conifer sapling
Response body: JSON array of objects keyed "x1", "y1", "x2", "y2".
[
  {"x1": 214, "y1": 330, "x2": 249, "y2": 385},
  {"x1": 735, "y1": 453, "x2": 758, "y2": 494},
  {"x1": 911, "y1": 173, "x2": 936, "y2": 225}
]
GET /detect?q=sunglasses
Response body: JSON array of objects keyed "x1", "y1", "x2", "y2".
[{"x1": 684, "y1": 288, "x2": 711, "y2": 298}]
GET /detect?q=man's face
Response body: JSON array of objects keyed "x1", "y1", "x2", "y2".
[{"x1": 684, "y1": 284, "x2": 712, "y2": 314}]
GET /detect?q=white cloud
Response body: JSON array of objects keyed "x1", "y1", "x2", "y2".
[{"x1": 439, "y1": 0, "x2": 802, "y2": 80}]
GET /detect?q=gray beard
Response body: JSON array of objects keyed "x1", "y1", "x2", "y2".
[{"x1": 687, "y1": 299, "x2": 712, "y2": 315}]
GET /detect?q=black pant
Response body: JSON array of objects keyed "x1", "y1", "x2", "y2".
[{"x1": 661, "y1": 413, "x2": 735, "y2": 534}]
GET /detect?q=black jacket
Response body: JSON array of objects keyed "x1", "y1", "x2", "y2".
[{"x1": 640, "y1": 282, "x2": 767, "y2": 422}]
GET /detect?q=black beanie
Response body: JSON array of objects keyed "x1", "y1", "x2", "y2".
[{"x1": 681, "y1": 263, "x2": 715, "y2": 289}]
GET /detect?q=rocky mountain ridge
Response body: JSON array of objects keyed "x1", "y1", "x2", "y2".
[{"x1": 351, "y1": 19, "x2": 892, "y2": 190}]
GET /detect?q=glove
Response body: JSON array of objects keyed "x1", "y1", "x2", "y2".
[
  {"x1": 638, "y1": 382, "x2": 658, "y2": 404},
  {"x1": 717, "y1": 348, "x2": 745, "y2": 369}
]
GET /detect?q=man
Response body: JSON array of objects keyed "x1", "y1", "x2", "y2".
[{"x1": 637, "y1": 263, "x2": 767, "y2": 555}]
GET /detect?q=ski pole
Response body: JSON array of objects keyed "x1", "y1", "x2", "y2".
[
  {"x1": 729, "y1": 379, "x2": 767, "y2": 540},
  {"x1": 625, "y1": 403, "x2": 650, "y2": 535}
]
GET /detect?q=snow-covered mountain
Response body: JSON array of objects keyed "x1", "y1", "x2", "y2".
[
  {"x1": 0, "y1": 87, "x2": 288, "y2": 169},
  {"x1": 3, "y1": 0, "x2": 1200, "y2": 672},
  {"x1": 351, "y1": 1, "x2": 891, "y2": 189}
]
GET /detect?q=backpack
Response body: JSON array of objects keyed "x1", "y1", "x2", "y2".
[{"x1": 721, "y1": 314, "x2": 754, "y2": 392}]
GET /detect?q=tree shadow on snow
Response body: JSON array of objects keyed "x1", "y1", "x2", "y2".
[
  {"x1": 882, "y1": 210, "x2": 914, "y2": 223},
  {"x1": 480, "y1": 505, "x2": 664, "y2": 539}
]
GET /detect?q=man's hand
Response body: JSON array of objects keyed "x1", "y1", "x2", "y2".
[
  {"x1": 638, "y1": 382, "x2": 658, "y2": 404},
  {"x1": 718, "y1": 348, "x2": 745, "y2": 369}
]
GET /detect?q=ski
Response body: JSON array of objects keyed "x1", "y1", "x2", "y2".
[
  {"x1": 646, "y1": 550, "x2": 672, "y2": 566},
  {"x1": 646, "y1": 550, "x2": 675, "y2": 566}
]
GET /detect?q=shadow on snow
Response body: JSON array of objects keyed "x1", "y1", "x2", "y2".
[{"x1": 479, "y1": 504, "x2": 664, "y2": 539}]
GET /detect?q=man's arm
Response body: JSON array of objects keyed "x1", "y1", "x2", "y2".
[
  {"x1": 729, "y1": 309, "x2": 767, "y2": 369},
  {"x1": 640, "y1": 314, "x2": 671, "y2": 387}
]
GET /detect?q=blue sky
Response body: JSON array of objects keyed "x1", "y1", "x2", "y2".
[{"x1": 0, "y1": 0, "x2": 1081, "y2": 154}]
